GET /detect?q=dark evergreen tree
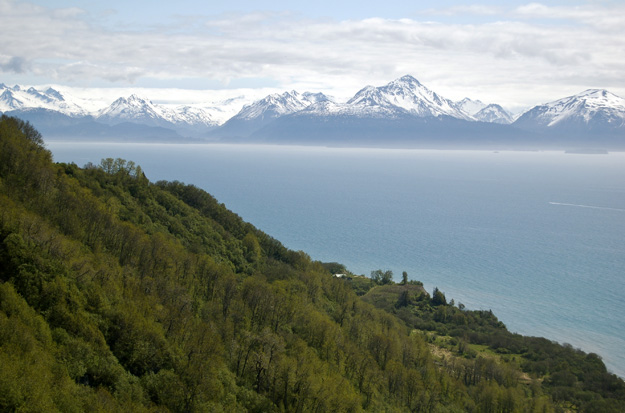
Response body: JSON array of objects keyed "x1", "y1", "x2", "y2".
[{"x1": 432, "y1": 287, "x2": 447, "y2": 306}]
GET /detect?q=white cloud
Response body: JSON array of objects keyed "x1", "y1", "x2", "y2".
[
  {"x1": 1, "y1": 0, "x2": 624, "y2": 111},
  {"x1": 513, "y1": 2, "x2": 625, "y2": 32}
]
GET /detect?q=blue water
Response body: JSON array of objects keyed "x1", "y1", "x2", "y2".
[{"x1": 47, "y1": 142, "x2": 625, "y2": 378}]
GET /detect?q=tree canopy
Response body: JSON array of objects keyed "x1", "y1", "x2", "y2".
[{"x1": 1, "y1": 115, "x2": 624, "y2": 412}]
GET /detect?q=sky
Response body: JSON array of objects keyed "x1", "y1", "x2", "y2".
[{"x1": 1, "y1": 0, "x2": 624, "y2": 113}]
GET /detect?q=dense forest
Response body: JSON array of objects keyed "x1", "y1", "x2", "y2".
[{"x1": 1, "y1": 114, "x2": 624, "y2": 412}]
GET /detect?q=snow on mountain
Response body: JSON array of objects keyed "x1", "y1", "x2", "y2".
[
  {"x1": 0, "y1": 89, "x2": 22, "y2": 111},
  {"x1": 295, "y1": 99, "x2": 405, "y2": 119},
  {"x1": 513, "y1": 89, "x2": 625, "y2": 131},
  {"x1": 302, "y1": 92, "x2": 331, "y2": 104},
  {"x1": 456, "y1": 98, "x2": 487, "y2": 116},
  {"x1": 474, "y1": 104, "x2": 513, "y2": 124},
  {"x1": 209, "y1": 90, "x2": 330, "y2": 138},
  {"x1": 96, "y1": 94, "x2": 175, "y2": 127},
  {"x1": 232, "y1": 90, "x2": 327, "y2": 122},
  {"x1": 0, "y1": 84, "x2": 86, "y2": 116},
  {"x1": 291, "y1": 75, "x2": 473, "y2": 120},
  {"x1": 4, "y1": 79, "x2": 624, "y2": 147},
  {"x1": 96, "y1": 95, "x2": 219, "y2": 129},
  {"x1": 174, "y1": 106, "x2": 219, "y2": 128},
  {"x1": 196, "y1": 95, "x2": 256, "y2": 125},
  {"x1": 346, "y1": 75, "x2": 472, "y2": 120}
]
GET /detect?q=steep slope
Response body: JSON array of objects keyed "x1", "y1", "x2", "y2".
[
  {"x1": 2, "y1": 115, "x2": 625, "y2": 412},
  {"x1": 514, "y1": 89, "x2": 625, "y2": 139}
]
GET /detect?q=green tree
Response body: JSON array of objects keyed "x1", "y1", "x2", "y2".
[
  {"x1": 371, "y1": 269, "x2": 393, "y2": 285},
  {"x1": 432, "y1": 287, "x2": 447, "y2": 306}
]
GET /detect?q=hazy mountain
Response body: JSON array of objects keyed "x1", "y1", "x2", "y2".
[
  {"x1": 209, "y1": 90, "x2": 330, "y2": 138},
  {"x1": 250, "y1": 111, "x2": 532, "y2": 148},
  {"x1": 214, "y1": 74, "x2": 475, "y2": 142},
  {"x1": 457, "y1": 97, "x2": 487, "y2": 116},
  {"x1": 514, "y1": 89, "x2": 625, "y2": 133},
  {"x1": 96, "y1": 95, "x2": 219, "y2": 130},
  {"x1": 97, "y1": 94, "x2": 174, "y2": 127},
  {"x1": 228, "y1": 76, "x2": 530, "y2": 148},
  {"x1": 512, "y1": 89, "x2": 625, "y2": 149},
  {"x1": 3, "y1": 79, "x2": 624, "y2": 148},
  {"x1": 474, "y1": 104, "x2": 514, "y2": 124},
  {"x1": 0, "y1": 84, "x2": 86, "y2": 116},
  {"x1": 4, "y1": 107, "x2": 183, "y2": 142}
]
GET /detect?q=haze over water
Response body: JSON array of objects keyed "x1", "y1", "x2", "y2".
[{"x1": 48, "y1": 142, "x2": 625, "y2": 378}]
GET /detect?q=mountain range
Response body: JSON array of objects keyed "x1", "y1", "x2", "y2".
[{"x1": 1, "y1": 76, "x2": 624, "y2": 149}]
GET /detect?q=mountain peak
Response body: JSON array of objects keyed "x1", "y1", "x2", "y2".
[
  {"x1": 0, "y1": 89, "x2": 23, "y2": 110},
  {"x1": 474, "y1": 104, "x2": 513, "y2": 124},
  {"x1": 457, "y1": 97, "x2": 487, "y2": 116},
  {"x1": 97, "y1": 94, "x2": 168, "y2": 126},
  {"x1": 232, "y1": 90, "x2": 322, "y2": 121},
  {"x1": 0, "y1": 85, "x2": 85, "y2": 116},
  {"x1": 514, "y1": 88, "x2": 625, "y2": 132},
  {"x1": 127, "y1": 94, "x2": 152, "y2": 104},
  {"x1": 347, "y1": 75, "x2": 471, "y2": 120},
  {"x1": 578, "y1": 88, "x2": 610, "y2": 97},
  {"x1": 44, "y1": 87, "x2": 65, "y2": 101},
  {"x1": 393, "y1": 74, "x2": 422, "y2": 87}
]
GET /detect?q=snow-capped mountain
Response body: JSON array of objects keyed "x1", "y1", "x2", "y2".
[
  {"x1": 210, "y1": 90, "x2": 331, "y2": 138},
  {"x1": 456, "y1": 98, "x2": 487, "y2": 116},
  {"x1": 95, "y1": 94, "x2": 220, "y2": 136},
  {"x1": 174, "y1": 106, "x2": 219, "y2": 128},
  {"x1": 513, "y1": 89, "x2": 625, "y2": 134},
  {"x1": 0, "y1": 87, "x2": 218, "y2": 141},
  {"x1": 233, "y1": 90, "x2": 328, "y2": 121},
  {"x1": 97, "y1": 94, "x2": 174, "y2": 127},
  {"x1": 245, "y1": 76, "x2": 528, "y2": 147},
  {"x1": 474, "y1": 104, "x2": 513, "y2": 124},
  {"x1": 0, "y1": 84, "x2": 86, "y2": 116},
  {"x1": 262, "y1": 75, "x2": 474, "y2": 121},
  {"x1": 3, "y1": 78, "x2": 624, "y2": 148},
  {"x1": 346, "y1": 75, "x2": 471, "y2": 120}
]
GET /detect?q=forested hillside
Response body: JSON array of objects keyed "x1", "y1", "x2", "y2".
[{"x1": 1, "y1": 114, "x2": 624, "y2": 412}]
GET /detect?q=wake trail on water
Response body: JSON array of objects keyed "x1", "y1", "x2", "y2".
[{"x1": 548, "y1": 202, "x2": 625, "y2": 212}]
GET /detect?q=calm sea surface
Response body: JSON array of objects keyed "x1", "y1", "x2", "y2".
[{"x1": 47, "y1": 142, "x2": 625, "y2": 378}]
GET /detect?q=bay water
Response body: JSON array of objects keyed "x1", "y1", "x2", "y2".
[{"x1": 47, "y1": 142, "x2": 625, "y2": 378}]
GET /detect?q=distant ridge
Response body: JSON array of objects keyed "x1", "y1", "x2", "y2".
[
  {"x1": 1, "y1": 77, "x2": 624, "y2": 148},
  {"x1": 513, "y1": 89, "x2": 625, "y2": 135},
  {"x1": 209, "y1": 91, "x2": 330, "y2": 139}
]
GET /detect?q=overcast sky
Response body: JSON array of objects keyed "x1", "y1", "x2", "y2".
[{"x1": 1, "y1": 0, "x2": 624, "y2": 113}]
